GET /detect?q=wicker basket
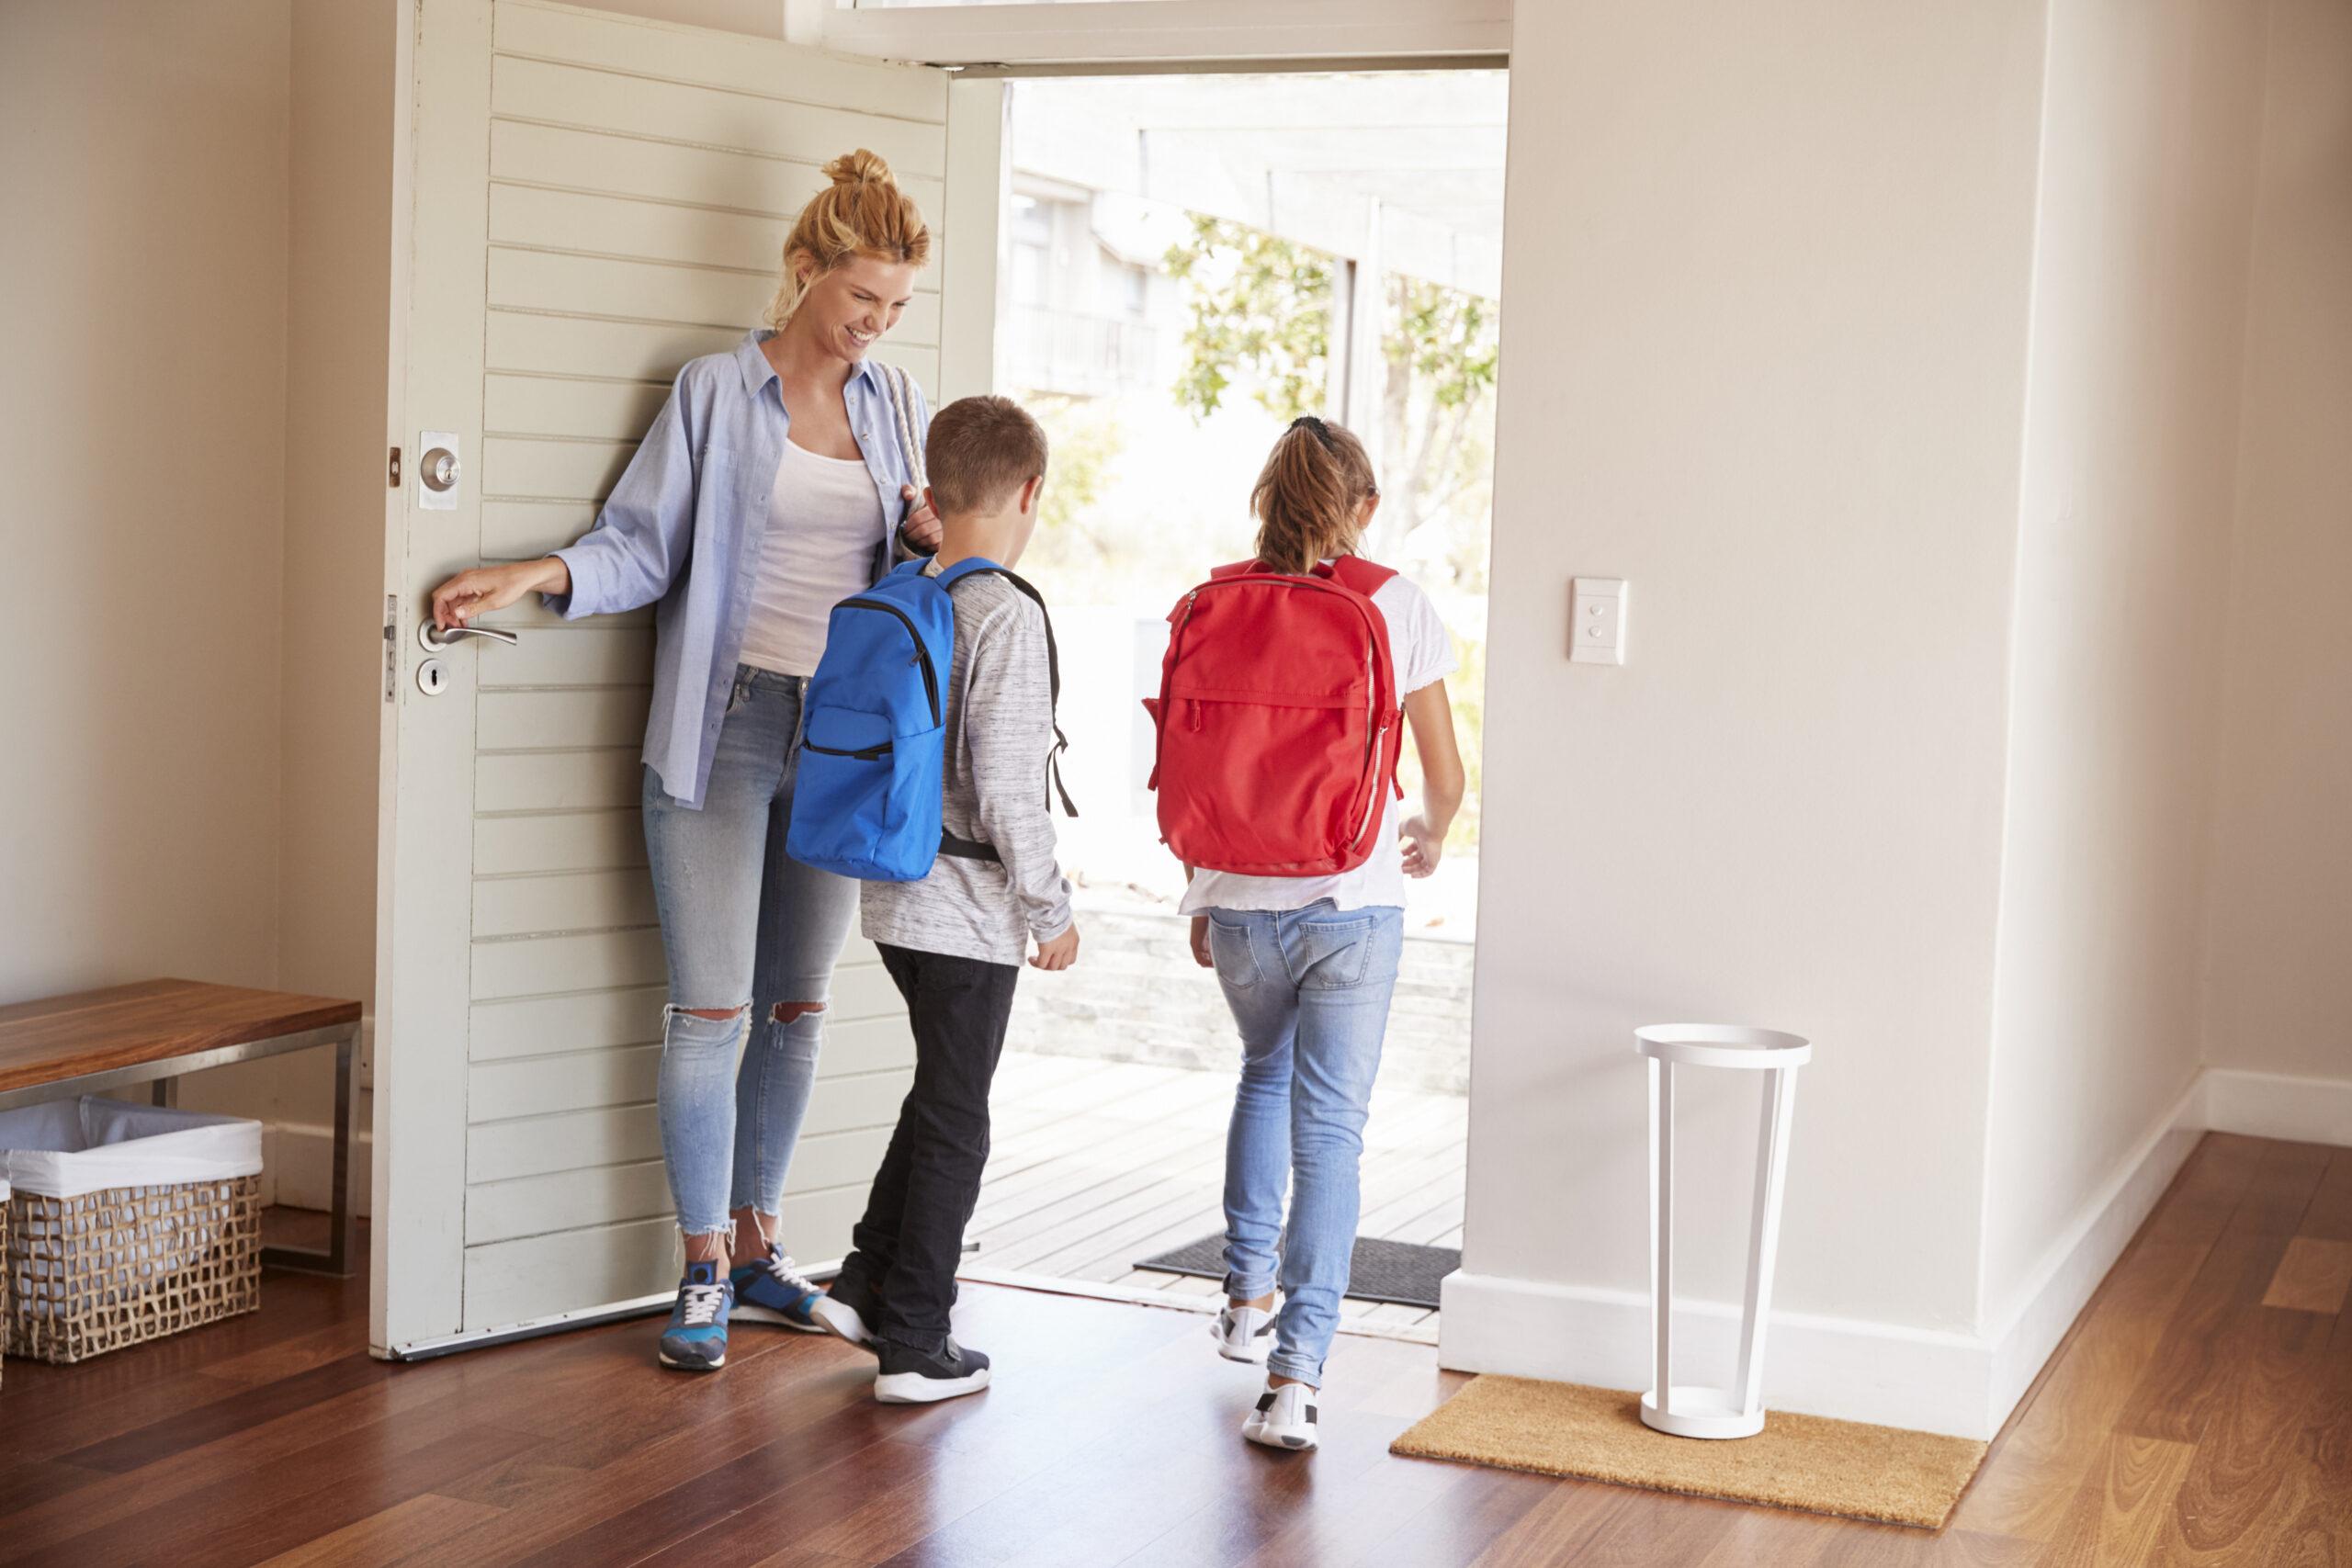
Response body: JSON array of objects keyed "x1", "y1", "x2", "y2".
[{"x1": 4, "y1": 1176, "x2": 262, "y2": 1364}]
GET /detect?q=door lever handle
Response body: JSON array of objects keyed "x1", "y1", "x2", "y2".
[{"x1": 419, "y1": 621, "x2": 520, "y2": 653}]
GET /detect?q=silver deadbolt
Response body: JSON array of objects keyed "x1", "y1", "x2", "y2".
[
  {"x1": 417, "y1": 430, "x2": 459, "y2": 512},
  {"x1": 415, "y1": 659, "x2": 450, "y2": 696}
]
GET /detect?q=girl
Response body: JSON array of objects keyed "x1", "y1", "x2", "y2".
[
  {"x1": 1185, "y1": 416, "x2": 1468, "y2": 1450},
  {"x1": 428, "y1": 151, "x2": 938, "y2": 1372}
]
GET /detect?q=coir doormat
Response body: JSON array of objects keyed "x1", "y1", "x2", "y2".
[
  {"x1": 1132, "y1": 1235, "x2": 1460, "y2": 1310},
  {"x1": 1390, "y1": 1376, "x2": 1988, "y2": 1529}
]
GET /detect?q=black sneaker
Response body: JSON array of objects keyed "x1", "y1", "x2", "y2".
[{"x1": 874, "y1": 1337, "x2": 991, "y2": 1404}]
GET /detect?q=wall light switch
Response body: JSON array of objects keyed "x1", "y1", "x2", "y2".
[{"x1": 1570, "y1": 578, "x2": 1627, "y2": 664}]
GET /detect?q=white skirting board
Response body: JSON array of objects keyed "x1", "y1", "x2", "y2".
[
  {"x1": 2204, "y1": 1067, "x2": 2352, "y2": 1145},
  {"x1": 1440, "y1": 1066, "x2": 2342, "y2": 1440}
]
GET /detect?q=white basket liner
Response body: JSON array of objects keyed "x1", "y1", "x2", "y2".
[{"x1": 0, "y1": 1098, "x2": 263, "y2": 1200}]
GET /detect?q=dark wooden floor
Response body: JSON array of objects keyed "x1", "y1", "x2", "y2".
[{"x1": 1, "y1": 1132, "x2": 2346, "y2": 1567}]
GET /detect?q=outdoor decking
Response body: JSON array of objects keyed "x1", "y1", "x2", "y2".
[{"x1": 963, "y1": 1051, "x2": 1468, "y2": 1338}]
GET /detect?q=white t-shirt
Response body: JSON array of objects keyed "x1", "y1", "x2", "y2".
[
  {"x1": 739, "y1": 438, "x2": 886, "y2": 676},
  {"x1": 1181, "y1": 570, "x2": 1459, "y2": 915}
]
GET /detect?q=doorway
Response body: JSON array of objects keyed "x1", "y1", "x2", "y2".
[{"x1": 962, "y1": 71, "x2": 1504, "y2": 1340}]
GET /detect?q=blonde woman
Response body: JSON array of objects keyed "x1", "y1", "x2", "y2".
[{"x1": 430, "y1": 151, "x2": 938, "y2": 1372}]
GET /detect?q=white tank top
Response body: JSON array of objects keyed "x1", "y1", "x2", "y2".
[{"x1": 739, "y1": 438, "x2": 886, "y2": 676}]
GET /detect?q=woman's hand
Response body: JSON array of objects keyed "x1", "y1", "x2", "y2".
[
  {"x1": 430, "y1": 557, "x2": 571, "y2": 630},
  {"x1": 1401, "y1": 814, "x2": 1445, "y2": 879},
  {"x1": 1190, "y1": 915, "x2": 1214, "y2": 969},
  {"x1": 899, "y1": 485, "x2": 943, "y2": 555}
]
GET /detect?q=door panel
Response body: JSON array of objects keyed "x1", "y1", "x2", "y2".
[
  {"x1": 489, "y1": 120, "x2": 947, "y2": 232},
  {"x1": 379, "y1": 0, "x2": 995, "y2": 1353}
]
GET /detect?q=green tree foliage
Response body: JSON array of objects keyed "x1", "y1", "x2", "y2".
[
  {"x1": 1379, "y1": 276, "x2": 1498, "y2": 589},
  {"x1": 1164, "y1": 216, "x2": 1335, "y2": 424},
  {"x1": 1163, "y1": 217, "x2": 1498, "y2": 591}
]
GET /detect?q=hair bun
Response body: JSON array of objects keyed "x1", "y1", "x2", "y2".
[{"x1": 824, "y1": 149, "x2": 896, "y2": 188}]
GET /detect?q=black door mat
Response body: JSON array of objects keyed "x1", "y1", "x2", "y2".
[{"x1": 1132, "y1": 1235, "x2": 1461, "y2": 1311}]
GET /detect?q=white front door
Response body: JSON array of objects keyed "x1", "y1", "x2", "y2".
[{"x1": 371, "y1": 0, "x2": 1003, "y2": 1356}]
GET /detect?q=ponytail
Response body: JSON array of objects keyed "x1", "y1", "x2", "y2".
[{"x1": 1250, "y1": 416, "x2": 1379, "y2": 574}]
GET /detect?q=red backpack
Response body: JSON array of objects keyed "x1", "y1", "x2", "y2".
[{"x1": 1144, "y1": 555, "x2": 1404, "y2": 876}]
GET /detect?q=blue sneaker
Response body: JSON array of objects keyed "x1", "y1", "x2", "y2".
[
  {"x1": 658, "y1": 1260, "x2": 733, "y2": 1371},
  {"x1": 730, "y1": 1244, "x2": 826, "y2": 1332}
]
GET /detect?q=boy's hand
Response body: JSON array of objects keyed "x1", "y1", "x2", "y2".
[
  {"x1": 1401, "y1": 814, "x2": 1444, "y2": 879},
  {"x1": 1190, "y1": 915, "x2": 1214, "y2": 969},
  {"x1": 1032, "y1": 922, "x2": 1080, "y2": 971},
  {"x1": 899, "y1": 485, "x2": 943, "y2": 554}
]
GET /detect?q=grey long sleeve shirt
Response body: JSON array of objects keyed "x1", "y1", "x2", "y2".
[{"x1": 859, "y1": 567, "x2": 1074, "y2": 966}]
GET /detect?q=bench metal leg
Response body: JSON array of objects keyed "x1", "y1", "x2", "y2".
[
  {"x1": 151, "y1": 1077, "x2": 178, "y2": 1109},
  {"x1": 260, "y1": 1027, "x2": 359, "y2": 1278}
]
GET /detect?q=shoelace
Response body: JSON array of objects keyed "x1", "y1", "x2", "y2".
[
  {"x1": 765, "y1": 1250, "x2": 819, "y2": 1296},
  {"x1": 678, "y1": 1280, "x2": 727, "y2": 1327}
]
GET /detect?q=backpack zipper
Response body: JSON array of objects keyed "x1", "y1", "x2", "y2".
[
  {"x1": 839, "y1": 596, "x2": 940, "y2": 727},
  {"x1": 806, "y1": 739, "x2": 894, "y2": 761}
]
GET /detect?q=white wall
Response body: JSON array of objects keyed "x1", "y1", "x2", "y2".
[
  {"x1": 2204, "y1": 0, "x2": 2352, "y2": 1103},
  {"x1": 1979, "y1": 0, "x2": 2271, "y2": 1334},
  {"x1": 0, "y1": 0, "x2": 292, "y2": 1001},
  {"x1": 1, "y1": 2, "x2": 392, "y2": 1210},
  {"x1": 1460, "y1": 0, "x2": 2045, "y2": 1364},
  {"x1": 1450, "y1": 0, "x2": 2338, "y2": 1439}
]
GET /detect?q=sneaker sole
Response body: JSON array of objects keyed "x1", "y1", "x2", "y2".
[
  {"x1": 732, "y1": 1303, "x2": 827, "y2": 1332},
  {"x1": 808, "y1": 1294, "x2": 874, "y2": 1349},
  {"x1": 875, "y1": 1366, "x2": 991, "y2": 1404},
  {"x1": 1243, "y1": 1420, "x2": 1317, "y2": 1451},
  {"x1": 1216, "y1": 1337, "x2": 1272, "y2": 1365},
  {"x1": 658, "y1": 1349, "x2": 726, "y2": 1371}
]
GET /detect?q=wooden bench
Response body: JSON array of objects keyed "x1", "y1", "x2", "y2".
[{"x1": 0, "y1": 978, "x2": 364, "y2": 1276}]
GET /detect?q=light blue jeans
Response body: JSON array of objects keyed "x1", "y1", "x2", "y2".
[
  {"x1": 1207, "y1": 899, "x2": 1406, "y2": 1385},
  {"x1": 643, "y1": 667, "x2": 862, "y2": 1239}
]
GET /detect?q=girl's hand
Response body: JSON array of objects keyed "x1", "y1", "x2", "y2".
[
  {"x1": 899, "y1": 486, "x2": 943, "y2": 554},
  {"x1": 431, "y1": 558, "x2": 569, "y2": 629},
  {"x1": 1401, "y1": 815, "x2": 1444, "y2": 879},
  {"x1": 1190, "y1": 915, "x2": 1214, "y2": 969}
]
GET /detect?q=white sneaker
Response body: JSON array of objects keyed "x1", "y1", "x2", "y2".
[
  {"x1": 1243, "y1": 1381, "x2": 1318, "y2": 1450},
  {"x1": 1212, "y1": 1303, "x2": 1278, "y2": 1364},
  {"x1": 808, "y1": 1292, "x2": 873, "y2": 1349}
]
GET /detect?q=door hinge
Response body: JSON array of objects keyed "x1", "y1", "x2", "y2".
[
  {"x1": 384, "y1": 595, "x2": 399, "y2": 702},
  {"x1": 389, "y1": 446, "x2": 401, "y2": 488}
]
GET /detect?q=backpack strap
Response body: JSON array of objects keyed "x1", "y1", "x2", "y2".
[
  {"x1": 940, "y1": 562, "x2": 1080, "y2": 820},
  {"x1": 882, "y1": 364, "x2": 937, "y2": 559},
  {"x1": 1209, "y1": 559, "x2": 1262, "y2": 581},
  {"x1": 1320, "y1": 554, "x2": 1397, "y2": 597}
]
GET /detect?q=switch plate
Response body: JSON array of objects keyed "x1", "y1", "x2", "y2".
[{"x1": 1570, "y1": 578, "x2": 1627, "y2": 664}]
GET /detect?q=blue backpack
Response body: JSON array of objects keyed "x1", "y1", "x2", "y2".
[{"x1": 786, "y1": 557, "x2": 1072, "y2": 881}]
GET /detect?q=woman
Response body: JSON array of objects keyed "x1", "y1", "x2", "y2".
[
  {"x1": 430, "y1": 150, "x2": 939, "y2": 1372},
  {"x1": 1183, "y1": 418, "x2": 1466, "y2": 1450}
]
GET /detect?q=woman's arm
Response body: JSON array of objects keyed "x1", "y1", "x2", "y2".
[
  {"x1": 1399, "y1": 680, "x2": 1465, "y2": 878},
  {"x1": 431, "y1": 557, "x2": 571, "y2": 630}
]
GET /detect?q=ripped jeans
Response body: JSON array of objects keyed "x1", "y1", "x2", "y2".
[{"x1": 643, "y1": 667, "x2": 862, "y2": 1240}]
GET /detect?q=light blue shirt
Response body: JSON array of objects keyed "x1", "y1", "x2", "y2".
[{"x1": 548, "y1": 330, "x2": 930, "y2": 808}]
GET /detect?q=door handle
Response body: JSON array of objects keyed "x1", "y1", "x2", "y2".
[{"x1": 419, "y1": 621, "x2": 519, "y2": 653}]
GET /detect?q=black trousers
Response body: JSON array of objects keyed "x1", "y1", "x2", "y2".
[{"x1": 834, "y1": 942, "x2": 1021, "y2": 1353}]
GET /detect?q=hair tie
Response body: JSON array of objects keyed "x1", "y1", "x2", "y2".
[{"x1": 1289, "y1": 414, "x2": 1337, "y2": 453}]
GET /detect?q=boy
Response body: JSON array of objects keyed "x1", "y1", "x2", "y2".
[{"x1": 808, "y1": 395, "x2": 1080, "y2": 1403}]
